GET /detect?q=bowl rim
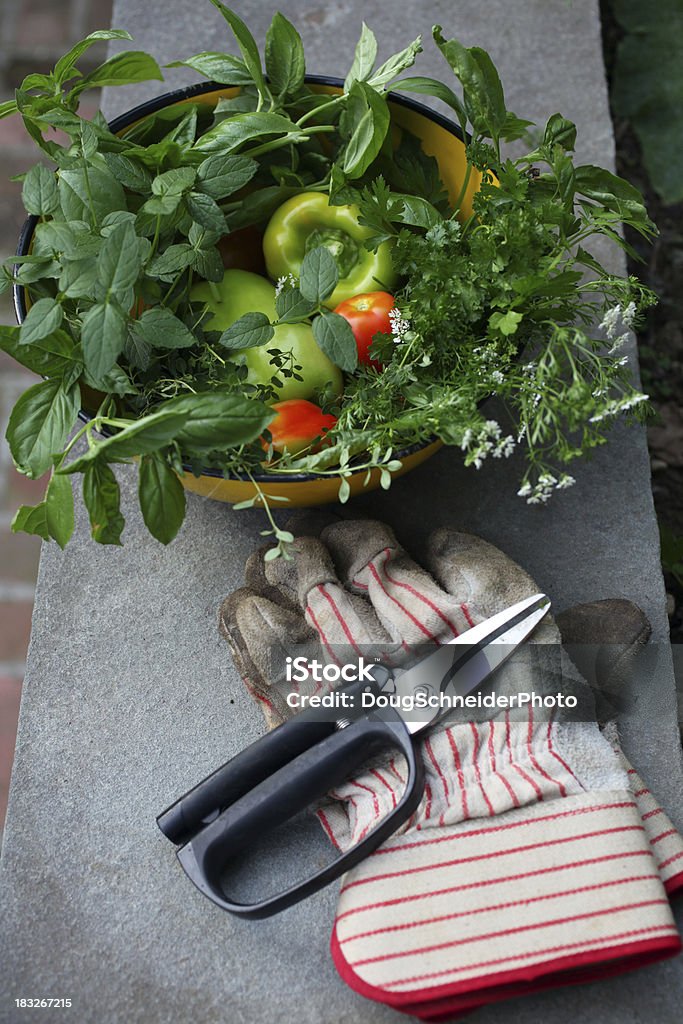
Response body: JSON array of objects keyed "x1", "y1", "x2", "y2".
[{"x1": 13, "y1": 74, "x2": 461, "y2": 483}]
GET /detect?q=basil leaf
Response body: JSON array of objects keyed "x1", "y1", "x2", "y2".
[
  {"x1": 11, "y1": 501, "x2": 49, "y2": 541},
  {"x1": 65, "y1": 409, "x2": 190, "y2": 475},
  {"x1": 342, "y1": 82, "x2": 390, "y2": 179},
  {"x1": 218, "y1": 312, "x2": 274, "y2": 350},
  {"x1": 132, "y1": 307, "x2": 196, "y2": 349},
  {"x1": 369, "y1": 37, "x2": 422, "y2": 89},
  {"x1": 138, "y1": 453, "x2": 186, "y2": 544},
  {"x1": 21, "y1": 164, "x2": 59, "y2": 216},
  {"x1": 45, "y1": 470, "x2": 75, "y2": 549},
  {"x1": 0, "y1": 324, "x2": 81, "y2": 378},
  {"x1": 396, "y1": 76, "x2": 468, "y2": 130},
  {"x1": 71, "y1": 50, "x2": 163, "y2": 94},
  {"x1": 542, "y1": 113, "x2": 577, "y2": 152},
  {"x1": 300, "y1": 246, "x2": 339, "y2": 304},
  {"x1": 97, "y1": 220, "x2": 141, "y2": 295},
  {"x1": 186, "y1": 191, "x2": 227, "y2": 232},
  {"x1": 275, "y1": 287, "x2": 317, "y2": 323},
  {"x1": 19, "y1": 297, "x2": 63, "y2": 345},
  {"x1": 574, "y1": 165, "x2": 651, "y2": 221},
  {"x1": 208, "y1": 0, "x2": 270, "y2": 103},
  {"x1": 54, "y1": 29, "x2": 133, "y2": 84},
  {"x1": 81, "y1": 301, "x2": 128, "y2": 379},
  {"x1": 6, "y1": 378, "x2": 80, "y2": 478},
  {"x1": 433, "y1": 30, "x2": 506, "y2": 141},
  {"x1": 312, "y1": 312, "x2": 358, "y2": 372},
  {"x1": 166, "y1": 52, "x2": 252, "y2": 85},
  {"x1": 393, "y1": 194, "x2": 443, "y2": 230},
  {"x1": 265, "y1": 12, "x2": 306, "y2": 97},
  {"x1": 82, "y1": 461, "x2": 125, "y2": 545},
  {"x1": 0, "y1": 99, "x2": 19, "y2": 119},
  {"x1": 345, "y1": 23, "x2": 378, "y2": 91},
  {"x1": 170, "y1": 392, "x2": 275, "y2": 450},
  {"x1": 196, "y1": 153, "x2": 258, "y2": 200},
  {"x1": 193, "y1": 111, "x2": 297, "y2": 154}
]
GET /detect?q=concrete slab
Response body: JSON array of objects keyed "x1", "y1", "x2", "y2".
[{"x1": 1, "y1": 1, "x2": 681, "y2": 1022}]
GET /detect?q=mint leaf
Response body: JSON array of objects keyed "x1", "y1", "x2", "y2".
[
  {"x1": 21, "y1": 164, "x2": 59, "y2": 215},
  {"x1": 218, "y1": 312, "x2": 274, "y2": 350},
  {"x1": 275, "y1": 287, "x2": 317, "y2": 323},
  {"x1": 300, "y1": 246, "x2": 339, "y2": 304},
  {"x1": 196, "y1": 152, "x2": 258, "y2": 200},
  {"x1": 132, "y1": 307, "x2": 196, "y2": 349},
  {"x1": 312, "y1": 312, "x2": 358, "y2": 372},
  {"x1": 186, "y1": 191, "x2": 226, "y2": 232}
]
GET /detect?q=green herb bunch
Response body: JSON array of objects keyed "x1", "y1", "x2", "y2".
[{"x1": 0, "y1": 2, "x2": 656, "y2": 551}]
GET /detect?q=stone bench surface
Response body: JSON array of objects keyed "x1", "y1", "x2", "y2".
[{"x1": 1, "y1": 1, "x2": 682, "y2": 1022}]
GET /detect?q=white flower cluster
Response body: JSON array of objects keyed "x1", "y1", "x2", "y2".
[
  {"x1": 600, "y1": 301, "x2": 637, "y2": 355},
  {"x1": 589, "y1": 391, "x2": 648, "y2": 423},
  {"x1": 275, "y1": 273, "x2": 298, "y2": 296},
  {"x1": 388, "y1": 307, "x2": 411, "y2": 343},
  {"x1": 517, "y1": 473, "x2": 576, "y2": 505},
  {"x1": 461, "y1": 420, "x2": 516, "y2": 469}
]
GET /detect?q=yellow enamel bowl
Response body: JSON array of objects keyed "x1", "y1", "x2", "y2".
[{"x1": 15, "y1": 77, "x2": 483, "y2": 508}]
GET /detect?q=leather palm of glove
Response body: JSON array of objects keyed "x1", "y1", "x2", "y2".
[{"x1": 220, "y1": 518, "x2": 683, "y2": 1021}]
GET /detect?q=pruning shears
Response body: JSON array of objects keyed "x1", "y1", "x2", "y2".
[{"x1": 157, "y1": 592, "x2": 550, "y2": 918}]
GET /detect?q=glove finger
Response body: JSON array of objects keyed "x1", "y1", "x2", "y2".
[
  {"x1": 219, "y1": 588, "x2": 318, "y2": 725},
  {"x1": 425, "y1": 528, "x2": 559, "y2": 643},
  {"x1": 556, "y1": 599, "x2": 650, "y2": 722},
  {"x1": 321, "y1": 519, "x2": 472, "y2": 646},
  {"x1": 256, "y1": 534, "x2": 393, "y2": 654}
]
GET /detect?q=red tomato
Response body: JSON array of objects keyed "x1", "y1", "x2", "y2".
[
  {"x1": 333, "y1": 291, "x2": 395, "y2": 368},
  {"x1": 263, "y1": 399, "x2": 337, "y2": 456}
]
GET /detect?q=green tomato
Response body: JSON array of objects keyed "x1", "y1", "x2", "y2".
[{"x1": 191, "y1": 269, "x2": 343, "y2": 401}]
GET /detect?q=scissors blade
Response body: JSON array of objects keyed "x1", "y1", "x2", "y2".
[{"x1": 393, "y1": 593, "x2": 551, "y2": 734}]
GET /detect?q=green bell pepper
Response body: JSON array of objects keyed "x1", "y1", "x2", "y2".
[
  {"x1": 262, "y1": 192, "x2": 397, "y2": 309},
  {"x1": 190, "y1": 269, "x2": 343, "y2": 402}
]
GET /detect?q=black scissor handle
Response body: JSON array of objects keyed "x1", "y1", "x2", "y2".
[
  {"x1": 157, "y1": 709, "x2": 334, "y2": 845},
  {"x1": 171, "y1": 710, "x2": 424, "y2": 918}
]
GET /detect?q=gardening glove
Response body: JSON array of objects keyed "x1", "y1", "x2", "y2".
[{"x1": 220, "y1": 519, "x2": 683, "y2": 1020}]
